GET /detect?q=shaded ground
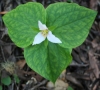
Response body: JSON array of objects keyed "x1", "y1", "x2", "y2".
[{"x1": 0, "y1": 0, "x2": 100, "y2": 90}]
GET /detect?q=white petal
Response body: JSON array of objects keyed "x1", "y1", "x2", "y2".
[
  {"x1": 47, "y1": 31, "x2": 62, "y2": 43},
  {"x1": 32, "y1": 32, "x2": 46, "y2": 45},
  {"x1": 38, "y1": 21, "x2": 48, "y2": 30}
]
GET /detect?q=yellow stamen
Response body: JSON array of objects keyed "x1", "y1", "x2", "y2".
[{"x1": 41, "y1": 30, "x2": 49, "y2": 37}]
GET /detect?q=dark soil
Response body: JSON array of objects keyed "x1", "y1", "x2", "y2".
[{"x1": 0, "y1": 0, "x2": 100, "y2": 90}]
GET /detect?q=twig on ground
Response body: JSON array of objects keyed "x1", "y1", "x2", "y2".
[
  {"x1": 0, "y1": 46, "x2": 6, "y2": 62},
  {"x1": 0, "y1": 11, "x2": 8, "y2": 14},
  {"x1": 30, "y1": 80, "x2": 48, "y2": 90}
]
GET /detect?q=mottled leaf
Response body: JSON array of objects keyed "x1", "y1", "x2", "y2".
[
  {"x1": 46, "y1": 3, "x2": 97, "y2": 48},
  {"x1": 24, "y1": 41, "x2": 72, "y2": 82},
  {"x1": 3, "y1": 2, "x2": 46, "y2": 48}
]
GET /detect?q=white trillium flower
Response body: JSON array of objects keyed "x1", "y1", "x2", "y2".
[{"x1": 32, "y1": 21, "x2": 62, "y2": 45}]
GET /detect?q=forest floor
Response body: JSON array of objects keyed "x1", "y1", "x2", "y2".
[{"x1": 0, "y1": 0, "x2": 100, "y2": 90}]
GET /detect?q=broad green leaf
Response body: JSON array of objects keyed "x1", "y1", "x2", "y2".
[
  {"x1": 1, "y1": 76, "x2": 11, "y2": 85},
  {"x1": 3, "y1": 2, "x2": 46, "y2": 48},
  {"x1": 24, "y1": 41, "x2": 47, "y2": 80},
  {"x1": 67, "y1": 86, "x2": 74, "y2": 90},
  {"x1": 0, "y1": 85, "x2": 2, "y2": 90},
  {"x1": 24, "y1": 41, "x2": 72, "y2": 83},
  {"x1": 46, "y1": 2, "x2": 97, "y2": 48},
  {"x1": 47, "y1": 42, "x2": 72, "y2": 82},
  {"x1": 14, "y1": 74, "x2": 20, "y2": 83},
  {"x1": 67, "y1": 0, "x2": 73, "y2": 3}
]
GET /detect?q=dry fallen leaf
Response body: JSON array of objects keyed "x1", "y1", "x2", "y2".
[
  {"x1": 91, "y1": 37, "x2": 99, "y2": 48},
  {"x1": 55, "y1": 79, "x2": 68, "y2": 90},
  {"x1": 0, "y1": 11, "x2": 8, "y2": 14},
  {"x1": 59, "y1": 70, "x2": 66, "y2": 81},
  {"x1": 46, "y1": 79, "x2": 68, "y2": 90},
  {"x1": 46, "y1": 81, "x2": 55, "y2": 89},
  {"x1": 16, "y1": 60, "x2": 26, "y2": 69},
  {"x1": 89, "y1": 0, "x2": 98, "y2": 10},
  {"x1": 88, "y1": 50, "x2": 99, "y2": 78}
]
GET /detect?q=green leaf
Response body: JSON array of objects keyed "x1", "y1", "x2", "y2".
[
  {"x1": 67, "y1": 0, "x2": 73, "y2": 3},
  {"x1": 47, "y1": 42, "x2": 72, "y2": 82},
  {"x1": 67, "y1": 86, "x2": 74, "y2": 90},
  {"x1": 0, "y1": 85, "x2": 2, "y2": 90},
  {"x1": 46, "y1": 2, "x2": 97, "y2": 48},
  {"x1": 1, "y1": 76, "x2": 11, "y2": 85},
  {"x1": 3, "y1": 2, "x2": 46, "y2": 48},
  {"x1": 14, "y1": 74, "x2": 20, "y2": 83},
  {"x1": 24, "y1": 41, "x2": 72, "y2": 83}
]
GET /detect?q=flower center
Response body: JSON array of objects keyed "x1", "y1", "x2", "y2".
[{"x1": 41, "y1": 30, "x2": 49, "y2": 37}]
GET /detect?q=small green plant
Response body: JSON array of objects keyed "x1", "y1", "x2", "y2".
[
  {"x1": 1, "y1": 76, "x2": 11, "y2": 86},
  {"x1": 13, "y1": 74, "x2": 20, "y2": 83},
  {"x1": 67, "y1": 86, "x2": 74, "y2": 90},
  {"x1": 0, "y1": 61, "x2": 20, "y2": 89},
  {"x1": 0, "y1": 75, "x2": 11, "y2": 90},
  {"x1": 67, "y1": 0, "x2": 73, "y2": 3},
  {"x1": 0, "y1": 85, "x2": 2, "y2": 90},
  {"x1": 3, "y1": 2, "x2": 97, "y2": 82}
]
